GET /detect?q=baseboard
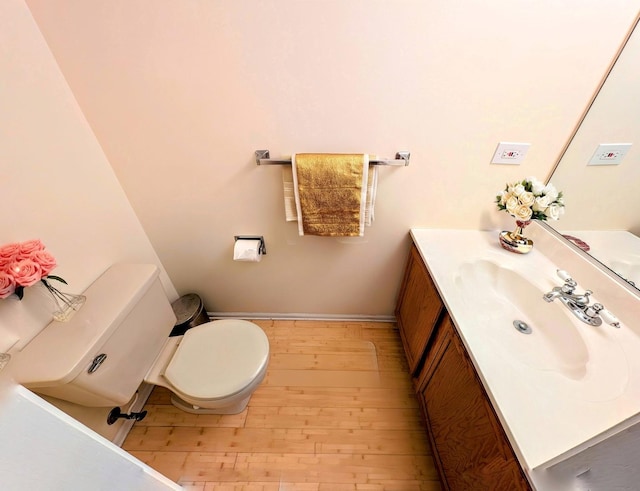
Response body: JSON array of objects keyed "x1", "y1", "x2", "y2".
[
  {"x1": 112, "y1": 382, "x2": 155, "y2": 447},
  {"x1": 207, "y1": 312, "x2": 397, "y2": 323}
]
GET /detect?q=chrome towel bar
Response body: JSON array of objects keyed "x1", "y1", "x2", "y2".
[{"x1": 255, "y1": 150, "x2": 410, "y2": 166}]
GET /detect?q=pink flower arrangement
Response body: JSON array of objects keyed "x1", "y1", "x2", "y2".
[{"x1": 0, "y1": 239, "x2": 66, "y2": 299}]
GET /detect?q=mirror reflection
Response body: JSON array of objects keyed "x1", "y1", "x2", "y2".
[{"x1": 547, "y1": 15, "x2": 640, "y2": 289}]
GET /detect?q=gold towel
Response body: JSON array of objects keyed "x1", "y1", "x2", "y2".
[
  {"x1": 283, "y1": 162, "x2": 378, "y2": 226},
  {"x1": 292, "y1": 153, "x2": 369, "y2": 236}
]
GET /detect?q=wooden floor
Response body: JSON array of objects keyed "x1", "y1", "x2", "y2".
[{"x1": 123, "y1": 320, "x2": 442, "y2": 490}]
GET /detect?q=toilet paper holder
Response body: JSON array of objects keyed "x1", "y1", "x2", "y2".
[{"x1": 234, "y1": 235, "x2": 267, "y2": 255}]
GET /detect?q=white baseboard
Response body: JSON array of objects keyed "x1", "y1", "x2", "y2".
[
  {"x1": 207, "y1": 312, "x2": 396, "y2": 323},
  {"x1": 112, "y1": 382, "x2": 155, "y2": 447}
]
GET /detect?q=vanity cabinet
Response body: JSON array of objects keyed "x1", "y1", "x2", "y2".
[
  {"x1": 418, "y1": 314, "x2": 530, "y2": 490},
  {"x1": 397, "y1": 243, "x2": 531, "y2": 491},
  {"x1": 395, "y1": 244, "x2": 444, "y2": 375}
]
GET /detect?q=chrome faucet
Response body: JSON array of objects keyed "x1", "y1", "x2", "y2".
[{"x1": 543, "y1": 270, "x2": 620, "y2": 328}]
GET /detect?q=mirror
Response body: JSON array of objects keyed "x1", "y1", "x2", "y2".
[{"x1": 546, "y1": 14, "x2": 640, "y2": 289}]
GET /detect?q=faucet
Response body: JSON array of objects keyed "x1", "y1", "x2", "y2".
[{"x1": 543, "y1": 270, "x2": 620, "y2": 328}]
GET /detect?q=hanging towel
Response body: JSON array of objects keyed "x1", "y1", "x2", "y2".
[
  {"x1": 291, "y1": 153, "x2": 369, "y2": 236},
  {"x1": 364, "y1": 164, "x2": 378, "y2": 226},
  {"x1": 283, "y1": 161, "x2": 378, "y2": 226},
  {"x1": 282, "y1": 167, "x2": 298, "y2": 222}
]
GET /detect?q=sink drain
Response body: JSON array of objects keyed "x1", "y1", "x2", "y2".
[{"x1": 513, "y1": 320, "x2": 532, "y2": 334}]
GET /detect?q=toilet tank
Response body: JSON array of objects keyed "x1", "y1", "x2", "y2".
[{"x1": 8, "y1": 264, "x2": 177, "y2": 407}]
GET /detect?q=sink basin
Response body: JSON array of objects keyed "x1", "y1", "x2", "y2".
[{"x1": 454, "y1": 259, "x2": 629, "y2": 402}]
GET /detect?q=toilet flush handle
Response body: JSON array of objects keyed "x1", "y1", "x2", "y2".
[{"x1": 88, "y1": 353, "x2": 107, "y2": 374}]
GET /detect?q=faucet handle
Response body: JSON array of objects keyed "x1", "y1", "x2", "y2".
[
  {"x1": 557, "y1": 269, "x2": 577, "y2": 288},
  {"x1": 600, "y1": 309, "x2": 620, "y2": 328},
  {"x1": 592, "y1": 303, "x2": 621, "y2": 328}
]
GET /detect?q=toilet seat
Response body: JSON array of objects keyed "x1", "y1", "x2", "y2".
[{"x1": 164, "y1": 319, "x2": 269, "y2": 401}]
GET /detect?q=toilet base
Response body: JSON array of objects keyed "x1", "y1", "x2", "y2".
[{"x1": 170, "y1": 393, "x2": 251, "y2": 415}]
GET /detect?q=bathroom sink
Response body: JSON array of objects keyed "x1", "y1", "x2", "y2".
[
  {"x1": 454, "y1": 259, "x2": 629, "y2": 402},
  {"x1": 411, "y1": 227, "x2": 640, "y2": 471}
]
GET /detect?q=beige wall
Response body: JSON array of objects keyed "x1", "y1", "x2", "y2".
[
  {"x1": 0, "y1": 0, "x2": 177, "y2": 352},
  {"x1": 547, "y1": 16, "x2": 640, "y2": 236},
  {"x1": 1, "y1": 0, "x2": 178, "y2": 442},
  {"x1": 25, "y1": 0, "x2": 640, "y2": 317}
]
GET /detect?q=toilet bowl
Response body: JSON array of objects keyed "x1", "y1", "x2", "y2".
[{"x1": 145, "y1": 319, "x2": 270, "y2": 414}]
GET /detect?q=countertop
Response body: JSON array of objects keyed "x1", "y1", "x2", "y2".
[{"x1": 409, "y1": 224, "x2": 640, "y2": 477}]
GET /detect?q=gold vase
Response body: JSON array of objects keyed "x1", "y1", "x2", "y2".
[{"x1": 499, "y1": 219, "x2": 533, "y2": 254}]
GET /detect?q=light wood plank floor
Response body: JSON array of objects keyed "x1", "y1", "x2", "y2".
[{"x1": 123, "y1": 320, "x2": 442, "y2": 490}]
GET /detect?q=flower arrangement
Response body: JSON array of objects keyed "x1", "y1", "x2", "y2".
[
  {"x1": 496, "y1": 176, "x2": 565, "y2": 221},
  {"x1": 0, "y1": 239, "x2": 66, "y2": 299}
]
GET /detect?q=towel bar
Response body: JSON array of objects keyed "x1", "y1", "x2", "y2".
[{"x1": 255, "y1": 150, "x2": 410, "y2": 166}]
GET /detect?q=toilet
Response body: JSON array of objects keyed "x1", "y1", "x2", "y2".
[
  {"x1": 145, "y1": 319, "x2": 269, "y2": 414},
  {"x1": 10, "y1": 263, "x2": 269, "y2": 415}
]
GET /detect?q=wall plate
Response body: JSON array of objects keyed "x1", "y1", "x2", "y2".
[
  {"x1": 491, "y1": 142, "x2": 531, "y2": 165},
  {"x1": 588, "y1": 143, "x2": 632, "y2": 165}
]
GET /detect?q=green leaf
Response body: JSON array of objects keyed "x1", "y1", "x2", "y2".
[{"x1": 46, "y1": 275, "x2": 68, "y2": 285}]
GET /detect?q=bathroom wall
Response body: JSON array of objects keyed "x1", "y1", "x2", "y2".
[
  {"x1": 0, "y1": 0, "x2": 178, "y2": 441},
  {"x1": 0, "y1": 0, "x2": 177, "y2": 351},
  {"x1": 25, "y1": 0, "x2": 640, "y2": 317}
]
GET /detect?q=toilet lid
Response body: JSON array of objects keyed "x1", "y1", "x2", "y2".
[{"x1": 164, "y1": 319, "x2": 269, "y2": 400}]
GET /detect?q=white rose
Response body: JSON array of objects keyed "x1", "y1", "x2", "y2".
[
  {"x1": 515, "y1": 204, "x2": 533, "y2": 221},
  {"x1": 528, "y1": 177, "x2": 545, "y2": 195},
  {"x1": 512, "y1": 183, "x2": 525, "y2": 197},
  {"x1": 506, "y1": 196, "x2": 520, "y2": 215},
  {"x1": 519, "y1": 191, "x2": 535, "y2": 207},
  {"x1": 545, "y1": 203, "x2": 563, "y2": 220},
  {"x1": 543, "y1": 183, "x2": 558, "y2": 202},
  {"x1": 498, "y1": 190, "x2": 509, "y2": 206},
  {"x1": 533, "y1": 195, "x2": 550, "y2": 212}
]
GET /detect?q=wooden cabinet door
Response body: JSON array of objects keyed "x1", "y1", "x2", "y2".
[
  {"x1": 420, "y1": 315, "x2": 531, "y2": 491},
  {"x1": 395, "y1": 244, "x2": 444, "y2": 375}
]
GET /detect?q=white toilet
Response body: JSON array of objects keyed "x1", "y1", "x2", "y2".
[
  {"x1": 9, "y1": 263, "x2": 269, "y2": 415},
  {"x1": 145, "y1": 319, "x2": 270, "y2": 414}
]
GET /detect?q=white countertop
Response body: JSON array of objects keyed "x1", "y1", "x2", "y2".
[{"x1": 410, "y1": 225, "x2": 640, "y2": 475}]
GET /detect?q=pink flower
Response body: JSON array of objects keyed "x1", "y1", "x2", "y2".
[
  {"x1": 0, "y1": 262, "x2": 13, "y2": 275},
  {"x1": 0, "y1": 242, "x2": 21, "y2": 265},
  {"x1": 18, "y1": 239, "x2": 45, "y2": 260},
  {"x1": 0, "y1": 272, "x2": 16, "y2": 299},
  {"x1": 0, "y1": 240, "x2": 63, "y2": 301},
  {"x1": 32, "y1": 250, "x2": 57, "y2": 276},
  {"x1": 9, "y1": 259, "x2": 42, "y2": 287}
]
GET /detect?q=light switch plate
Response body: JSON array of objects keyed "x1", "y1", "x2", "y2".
[
  {"x1": 588, "y1": 143, "x2": 632, "y2": 165},
  {"x1": 491, "y1": 142, "x2": 531, "y2": 165}
]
